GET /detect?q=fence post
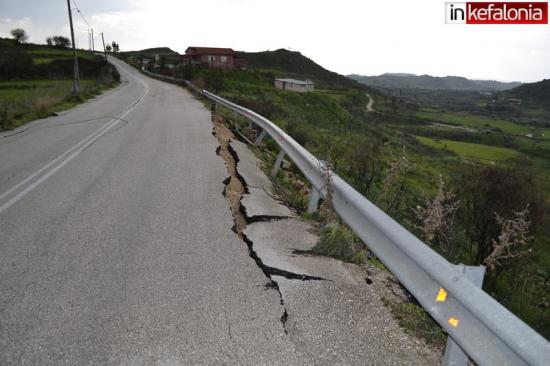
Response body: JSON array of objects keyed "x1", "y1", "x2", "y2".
[
  {"x1": 443, "y1": 265, "x2": 486, "y2": 366},
  {"x1": 255, "y1": 129, "x2": 267, "y2": 145},
  {"x1": 271, "y1": 150, "x2": 286, "y2": 178},
  {"x1": 307, "y1": 187, "x2": 321, "y2": 214}
]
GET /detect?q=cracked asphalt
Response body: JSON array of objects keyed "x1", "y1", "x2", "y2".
[
  {"x1": 0, "y1": 57, "x2": 441, "y2": 365},
  {"x1": 0, "y1": 57, "x2": 302, "y2": 365}
]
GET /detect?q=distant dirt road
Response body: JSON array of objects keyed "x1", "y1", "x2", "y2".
[{"x1": 366, "y1": 93, "x2": 376, "y2": 112}]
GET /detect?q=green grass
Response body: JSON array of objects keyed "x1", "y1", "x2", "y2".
[
  {"x1": 27, "y1": 47, "x2": 92, "y2": 58},
  {"x1": 313, "y1": 222, "x2": 365, "y2": 264},
  {"x1": 417, "y1": 110, "x2": 533, "y2": 135},
  {"x1": 416, "y1": 136, "x2": 520, "y2": 162},
  {"x1": 315, "y1": 89, "x2": 349, "y2": 102},
  {"x1": 33, "y1": 57, "x2": 69, "y2": 64},
  {"x1": 0, "y1": 80, "x2": 95, "y2": 101},
  {"x1": 0, "y1": 79, "x2": 114, "y2": 130},
  {"x1": 390, "y1": 302, "x2": 447, "y2": 346}
]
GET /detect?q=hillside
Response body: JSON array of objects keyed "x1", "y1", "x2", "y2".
[
  {"x1": 121, "y1": 47, "x2": 180, "y2": 63},
  {"x1": 0, "y1": 38, "x2": 119, "y2": 130},
  {"x1": 349, "y1": 73, "x2": 521, "y2": 91},
  {"x1": 0, "y1": 37, "x2": 103, "y2": 79},
  {"x1": 139, "y1": 47, "x2": 180, "y2": 55},
  {"x1": 502, "y1": 78, "x2": 550, "y2": 104},
  {"x1": 237, "y1": 49, "x2": 366, "y2": 90},
  {"x1": 489, "y1": 79, "x2": 550, "y2": 119}
]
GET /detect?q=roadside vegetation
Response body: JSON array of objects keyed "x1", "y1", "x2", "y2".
[
  {"x1": 126, "y1": 46, "x2": 550, "y2": 340},
  {"x1": 0, "y1": 33, "x2": 120, "y2": 131}
]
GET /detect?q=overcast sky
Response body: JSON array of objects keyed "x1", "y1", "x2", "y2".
[{"x1": 1, "y1": 0, "x2": 549, "y2": 82}]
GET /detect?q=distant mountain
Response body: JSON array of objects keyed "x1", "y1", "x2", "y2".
[
  {"x1": 237, "y1": 49, "x2": 366, "y2": 90},
  {"x1": 348, "y1": 73, "x2": 521, "y2": 91}
]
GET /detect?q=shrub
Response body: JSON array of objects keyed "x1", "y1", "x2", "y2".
[
  {"x1": 393, "y1": 302, "x2": 447, "y2": 346},
  {"x1": 314, "y1": 222, "x2": 363, "y2": 263}
]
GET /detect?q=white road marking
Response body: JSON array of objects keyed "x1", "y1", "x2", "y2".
[{"x1": 0, "y1": 66, "x2": 150, "y2": 214}]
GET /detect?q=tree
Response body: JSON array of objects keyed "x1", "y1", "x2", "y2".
[
  {"x1": 105, "y1": 44, "x2": 112, "y2": 52},
  {"x1": 111, "y1": 41, "x2": 120, "y2": 52},
  {"x1": 52, "y1": 36, "x2": 70, "y2": 48},
  {"x1": 46, "y1": 37, "x2": 53, "y2": 46},
  {"x1": 10, "y1": 28, "x2": 28, "y2": 44},
  {"x1": 452, "y1": 163, "x2": 543, "y2": 270},
  {"x1": 345, "y1": 139, "x2": 385, "y2": 200}
]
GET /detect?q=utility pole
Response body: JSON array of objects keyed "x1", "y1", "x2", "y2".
[
  {"x1": 91, "y1": 28, "x2": 95, "y2": 53},
  {"x1": 66, "y1": 0, "x2": 80, "y2": 94},
  {"x1": 101, "y1": 32, "x2": 107, "y2": 61}
]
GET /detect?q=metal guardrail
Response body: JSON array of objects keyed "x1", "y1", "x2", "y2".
[{"x1": 142, "y1": 69, "x2": 550, "y2": 365}]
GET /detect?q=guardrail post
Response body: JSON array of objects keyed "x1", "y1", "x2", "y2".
[
  {"x1": 307, "y1": 187, "x2": 321, "y2": 214},
  {"x1": 443, "y1": 265, "x2": 486, "y2": 366},
  {"x1": 255, "y1": 129, "x2": 267, "y2": 145},
  {"x1": 270, "y1": 150, "x2": 286, "y2": 178}
]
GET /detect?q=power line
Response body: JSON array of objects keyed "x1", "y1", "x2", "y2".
[
  {"x1": 71, "y1": 0, "x2": 103, "y2": 53},
  {"x1": 71, "y1": 0, "x2": 93, "y2": 29}
]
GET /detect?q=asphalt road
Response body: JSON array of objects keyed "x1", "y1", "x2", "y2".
[{"x1": 0, "y1": 58, "x2": 302, "y2": 365}]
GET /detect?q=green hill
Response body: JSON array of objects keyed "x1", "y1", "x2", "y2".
[
  {"x1": 0, "y1": 37, "x2": 103, "y2": 79},
  {"x1": 121, "y1": 47, "x2": 180, "y2": 63},
  {"x1": 237, "y1": 49, "x2": 366, "y2": 90},
  {"x1": 349, "y1": 72, "x2": 521, "y2": 91},
  {"x1": 0, "y1": 38, "x2": 119, "y2": 130},
  {"x1": 139, "y1": 47, "x2": 180, "y2": 55},
  {"x1": 491, "y1": 79, "x2": 550, "y2": 119},
  {"x1": 503, "y1": 78, "x2": 550, "y2": 104}
]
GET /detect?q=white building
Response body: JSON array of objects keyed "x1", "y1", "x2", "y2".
[{"x1": 274, "y1": 78, "x2": 314, "y2": 93}]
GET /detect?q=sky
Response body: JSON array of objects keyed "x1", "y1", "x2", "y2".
[{"x1": 1, "y1": 0, "x2": 549, "y2": 82}]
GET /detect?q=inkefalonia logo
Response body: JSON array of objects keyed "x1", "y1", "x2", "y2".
[{"x1": 445, "y1": 2, "x2": 548, "y2": 24}]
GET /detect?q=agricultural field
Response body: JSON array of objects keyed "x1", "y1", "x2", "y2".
[
  {"x1": 30, "y1": 48, "x2": 92, "y2": 65},
  {"x1": 415, "y1": 136, "x2": 520, "y2": 162},
  {"x1": 416, "y1": 109, "x2": 534, "y2": 135}
]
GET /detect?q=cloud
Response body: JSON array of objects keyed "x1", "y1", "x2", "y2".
[
  {"x1": 0, "y1": 0, "x2": 548, "y2": 82},
  {"x1": 0, "y1": 17, "x2": 33, "y2": 36}
]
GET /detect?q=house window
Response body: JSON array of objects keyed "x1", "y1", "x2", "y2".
[
  {"x1": 221, "y1": 56, "x2": 227, "y2": 63},
  {"x1": 209, "y1": 56, "x2": 215, "y2": 63}
]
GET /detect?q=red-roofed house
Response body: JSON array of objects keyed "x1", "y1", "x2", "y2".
[{"x1": 182, "y1": 47, "x2": 244, "y2": 69}]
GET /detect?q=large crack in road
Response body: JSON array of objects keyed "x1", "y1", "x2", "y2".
[{"x1": 211, "y1": 109, "x2": 324, "y2": 332}]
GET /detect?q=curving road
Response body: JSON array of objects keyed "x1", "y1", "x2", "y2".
[
  {"x1": 0, "y1": 58, "x2": 302, "y2": 364},
  {"x1": 366, "y1": 93, "x2": 375, "y2": 112}
]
